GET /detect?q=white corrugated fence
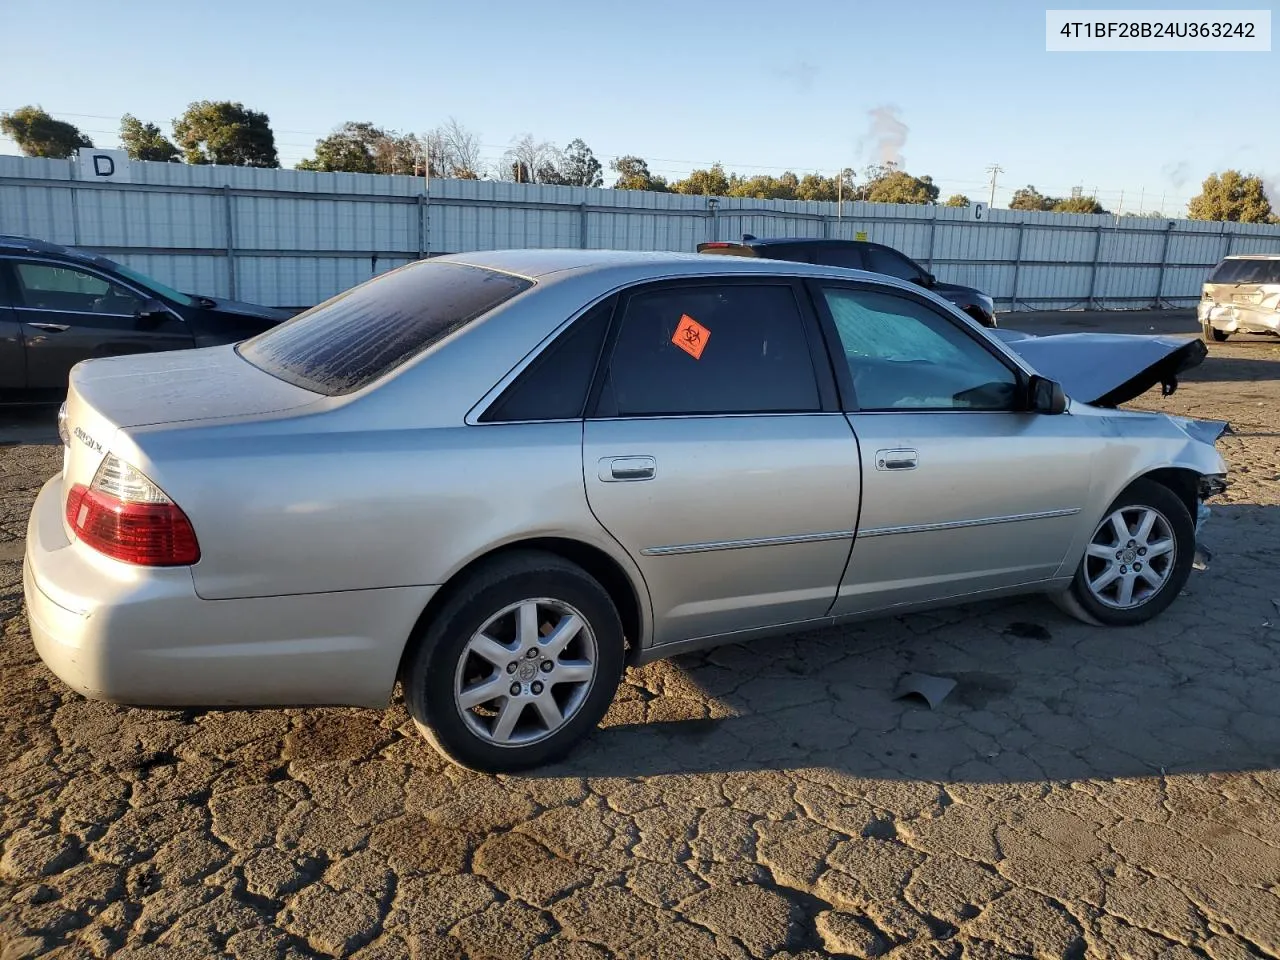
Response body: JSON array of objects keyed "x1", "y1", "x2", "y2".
[{"x1": 3, "y1": 154, "x2": 1278, "y2": 310}]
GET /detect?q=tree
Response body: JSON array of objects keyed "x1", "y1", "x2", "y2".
[
  {"x1": 426, "y1": 118, "x2": 483, "y2": 179},
  {"x1": 611, "y1": 155, "x2": 669, "y2": 192},
  {"x1": 728, "y1": 172, "x2": 794, "y2": 200},
  {"x1": 1010, "y1": 184, "x2": 1052, "y2": 211},
  {"x1": 944, "y1": 194, "x2": 971, "y2": 207},
  {"x1": 501, "y1": 134, "x2": 560, "y2": 184},
  {"x1": 118, "y1": 114, "x2": 179, "y2": 162},
  {"x1": 173, "y1": 101, "x2": 278, "y2": 167},
  {"x1": 671, "y1": 163, "x2": 732, "y2": 196},
  {"x1": 371, "y1": 132, "x2": 425, "y2": 176},
  {"x1": 297, "y1": 121, "x2": 383, "y2": 173},
  {"x1": 1188, "y1": 170, "x2": 1273, "y2": 223},
  {"x1": 795, "y1": 169, "x2": 856, "y2": 202},
  {"x1": 1051, "y1": 195, "x2": 1107, "y2": 214},
  {"x1": 558, "y1": 138, "x2": 603, "y2": 188},
  {"x1": 0, "y1": 105, "x2": 92, "y2": 158},
  {"x1": 859, "y1": 165, "x2": 939, "y2": 204}
]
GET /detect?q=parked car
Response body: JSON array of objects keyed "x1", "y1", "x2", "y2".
[
  {"x1": 26, "y1": 250, "x2": 1229, "y2": 772},
  {"x1": 1198, "y1": 253, "x2": 1280, "y2": 342},
  {"x1": 0, "y1": 235, "x2": 293, "y2": 400},
  {"x1": 697, "y1": 235, "x2": 998, "y2": 327}
]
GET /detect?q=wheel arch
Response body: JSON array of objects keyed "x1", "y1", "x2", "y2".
[
  {"x1": 397, "y1": 536, "x2": 651, "y2": 681},
  {"x1": 1135, "y1": 466, "x2": 1201, "y2": 521}
]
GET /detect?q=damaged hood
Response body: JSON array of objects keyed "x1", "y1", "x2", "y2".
[{"x1": 992, "y1": 329, "x2": 1207, "y2": 407}]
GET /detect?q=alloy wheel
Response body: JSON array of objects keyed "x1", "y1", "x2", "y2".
[
  {"x1": 453, "y1": 598, "x2": 598, "y2": 747},
  {"x1": 1083, "y1": 505, "x2": 1176, "y2": 610}
]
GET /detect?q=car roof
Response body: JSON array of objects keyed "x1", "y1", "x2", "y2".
[
  {"x1": 0, "y1": 234, "x2": 95, "y2": 261},
  {"x1": 747, "y1": 237, "x2": 876, "y2": 248},
  {"x1": 434, "y1": 247, "x2": 891, "y2": 283},
  {"x1": 1222, "y1": 253, "x2": 1280, "y2": 261}
]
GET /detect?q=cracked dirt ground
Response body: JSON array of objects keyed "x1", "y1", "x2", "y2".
[{"x1": 2, "y1": 324, "x2": 1279, "y2": 959}]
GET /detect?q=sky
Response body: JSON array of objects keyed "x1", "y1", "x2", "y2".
[{"x1": 1, "y1": 0, "x2": 1275, "y2": 213}]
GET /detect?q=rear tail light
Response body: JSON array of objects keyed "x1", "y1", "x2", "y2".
[{"x1": 65, "y1": 454, "x2": 200, "y2": 566}]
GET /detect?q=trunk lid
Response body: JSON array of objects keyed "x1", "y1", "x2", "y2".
[
  {"x1": 60, "y1": 344, "x2": 321, "y2": 495},
  {"x1": 992, "y1": 329, "x2": 1207, "y2": 407}
]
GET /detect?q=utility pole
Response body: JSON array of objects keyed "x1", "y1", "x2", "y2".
[{"x1": 985, "y1": 163, "x2": 1003, "y2": 208}]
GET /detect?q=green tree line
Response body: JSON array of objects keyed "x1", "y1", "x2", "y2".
[{"x1": 2, "y1": 104, "x2": 1275, "y2": 222}]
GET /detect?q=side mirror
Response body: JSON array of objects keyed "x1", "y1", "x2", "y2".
[
  {"x1": 911, "y1": 273, "x2": 936, "y2": 288},
  {"x1": 1028, "y1": 375, "x2": 1067, "y2": 415},
  {"x1": 134, "y1": 298, "x2": 168, "y2": 327}
]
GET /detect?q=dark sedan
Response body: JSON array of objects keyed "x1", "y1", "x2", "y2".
[
  {"x1": 0, "y1": 235, "x2": 293, "y2": 400},
  {"x1": 698, "y1": 236, "x2": 998, "y2": 327}
]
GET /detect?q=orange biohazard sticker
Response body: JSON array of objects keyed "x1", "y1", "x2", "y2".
[{"x1": 672, "y1": 314, "x2": 710, "y2": 360}]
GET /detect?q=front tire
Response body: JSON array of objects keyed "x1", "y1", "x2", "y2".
[
  {"x1": 1063, "y1": 479, "x2": 1195, "y2": 626},
  {"x1": 1203, "y1": 323, "x2": 1229, "y2": 343},
  {"x1": 403, "y1": 551, "x2": 624, "y2": 772}
]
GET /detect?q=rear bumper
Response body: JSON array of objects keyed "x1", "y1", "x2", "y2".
[
  {"x1": 1199, "y1": 301, "x2": 1280, "y2": 335},
  {"x1": 24, "y1": 474, "x2": 435, "y2": 708}
]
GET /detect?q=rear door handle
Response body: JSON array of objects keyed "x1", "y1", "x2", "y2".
[
  {"x1": 600, "y1": 456, "x2": 656, "y2": 482},
  {"x1": 28, "y1": 323, "x2": 69, "y2": 332},
  {"x1": 876, "y1": 448, "x2": 918, "y2": 471}
]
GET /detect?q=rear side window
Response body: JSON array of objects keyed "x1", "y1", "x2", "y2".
[
  {"x1": 863, "y1": 246, "x2": 924, "y2": 283},
  {"x1": 812, "y1": 245, "x2": 864, "y2": 270},
  {"x1": 1208, "y1": 258, "x2": 1280, "y2": 284},
  {"x1": 481, "y1": 297, "x2": 614, "y2": 422},
  {"x1": 594, "y1": 283, "x2": 820, "y2": 417},
  {"x1": 239, "y1": 262, "x2": 532, "y2": 396}
]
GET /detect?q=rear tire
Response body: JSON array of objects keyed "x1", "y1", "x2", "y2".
[
  {"x1": 1063, "y1": 479, "x2": 1195, "y2": 627},
  {"x1": 1203, "y1": 324, "x2": 1229, "y2": 343},
  {"x1": 403, "y1": 551, "x2": 624, "y2": 772}
]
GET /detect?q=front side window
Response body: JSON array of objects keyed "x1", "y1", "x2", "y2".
[
  {"x1": 14, "y1": 262, "x2": 143, "y2": 315},
  {"x1": 595, "y1": 283, "x2": 820, "y2": 417},
  {"x1": 822, "y1": 287, "x2": 1017, "y2": 411},
  {"x1": 239, "y1": 261, "x2": 532, "y2": 396},
  {"x1": 863, "y1": 246, "x2": 923, "y2": 283}
]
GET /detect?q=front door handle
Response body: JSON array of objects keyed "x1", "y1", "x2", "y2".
[
  {"x1": 876, "y1": 448, "x2": 918, "y2": 471},
  {"x1": 600, "y1": 456, "x2": 656, "y2": 482},
  {"x1": 28, "y1": 322, "x2": 69, "y2": 332}
]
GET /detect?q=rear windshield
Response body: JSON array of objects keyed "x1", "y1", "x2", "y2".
[
  {"x1": 238, "y1": 261, "x2": 532, "y2": 396},
  {"x1": 1208, "y1": 258, "x2": 1280, "y2": 284}
]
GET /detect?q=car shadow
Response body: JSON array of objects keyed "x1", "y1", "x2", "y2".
[
  {"x1": 1182, "y1": 352, "x2": 1280, "y2": 385},
  {"x1": 529, "y1": 501, "x2": 1280, "y2": 784}
]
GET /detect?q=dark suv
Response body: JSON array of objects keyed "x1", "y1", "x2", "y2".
[
  {"x1": 697, "y1": 236, "x2": 997, "y2": 327},
  {"x1": 0, "y1": 235, "x2": 293, "y2": 400}
]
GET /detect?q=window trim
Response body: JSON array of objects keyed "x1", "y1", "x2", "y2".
[
  {"x1": 470, "y1": 293, "x2": 620, "y2": 425},
  {"x1": 585, "y1": 275, "x2": 840, "y2": 421},
  {"x1": 803, "y1": 278, "x2": 1030, "y2": 414},
  {"x1": 2, "y1": 255, "x2": 169, "y2": 322}
]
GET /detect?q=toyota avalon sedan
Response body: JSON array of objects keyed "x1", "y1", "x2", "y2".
[{"x1": 24, "y1": 250, "x2": 1229, "y2": 771}]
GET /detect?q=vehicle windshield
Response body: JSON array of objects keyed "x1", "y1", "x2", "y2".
[
  {"x1": 1208, "y1": 258, "x2": 1280, "y2": 284},
  {"x1": 237, "y1": 260, "x2": 533, "y2": 396},
  {"x1": 103, "y1": 259, "x2": 197, "y2": 306}
]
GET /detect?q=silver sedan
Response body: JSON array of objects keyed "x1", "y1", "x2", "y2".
[{"x1": 24, "y1": 250, "x2": 1229, "y2": 771}]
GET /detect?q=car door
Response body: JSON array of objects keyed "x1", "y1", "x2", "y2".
[
  {"x1": 581, "y1": 278, "x2": 860, "y2": 647},
  {"x1": 8, "y1": 259, "x2": 195, "y2": 391},
  {"x1": 0, "y1": 263, "x2": 26, "y2": 390},
  {"x1": 809, "y1": 281, "x2": 1097, "y2": 616}
]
